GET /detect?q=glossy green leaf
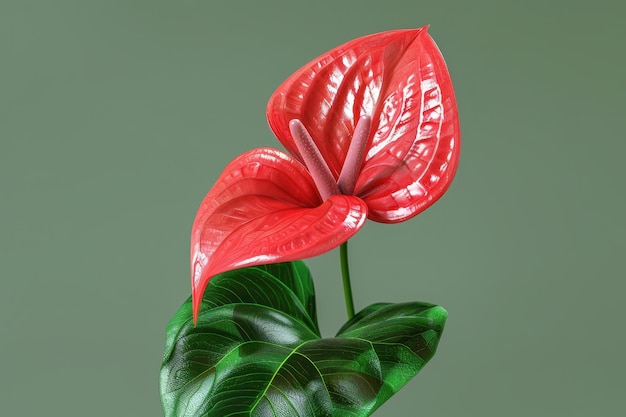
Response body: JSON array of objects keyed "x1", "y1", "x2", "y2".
[{"x1": 160, "y1": 262, "x2": 447, "y2": 417}]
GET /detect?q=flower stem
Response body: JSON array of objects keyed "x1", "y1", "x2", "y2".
[{"x1": 340, "y1": 241, "x2": 355, "y2": 320}]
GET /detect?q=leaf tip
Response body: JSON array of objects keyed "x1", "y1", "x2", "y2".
[{"x1": 426, "y1": 305, "x2": 448, "y2": 332}]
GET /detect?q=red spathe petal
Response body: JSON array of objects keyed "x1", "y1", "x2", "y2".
[
  {"x1": 190, "y1": 148, "x2": 368, "y2": 321},
  {"x1": 267, "y1": 28, "x2": 431, "y2": 177},
  {"x1": 266, "y1": 28, "x2": 460, "y2": 223}
]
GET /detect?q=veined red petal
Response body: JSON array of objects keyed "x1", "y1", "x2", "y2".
[
  {"x1": 190, "y1": 148, "x2": 368, "y2": 321},
  {"x1": 267, "y1": 29, "x2": 431, "y2": 177},
  {"x1": 266, "y1": 28, "x2": 460, "y2": 223},
  {"x1": 356, "y1": 30, "x2": 460, "y2": 223}
]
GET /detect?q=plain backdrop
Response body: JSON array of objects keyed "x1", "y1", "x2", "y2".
[{"x1": 1, "y1": 0, "x2": 624, "y2": 415}]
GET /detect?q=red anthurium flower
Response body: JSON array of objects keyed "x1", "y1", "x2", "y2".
[{"x1": 191, "y1": 27, "x2": 460, "y2": 321}]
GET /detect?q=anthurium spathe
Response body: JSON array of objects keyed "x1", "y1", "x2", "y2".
[{"x1": 191, "y1": 27, "x2": 460, "y2": 320}]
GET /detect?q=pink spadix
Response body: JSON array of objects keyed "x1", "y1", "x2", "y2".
[{"x1": 289, "y1": 115, "x2": 372, "y2": 200}]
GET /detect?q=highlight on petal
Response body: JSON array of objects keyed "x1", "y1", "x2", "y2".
[
  {"x1": 190, "y1": 148, "x2": 368, "y2": 321},
  {"x1": 266, "y1": 27, "x2": 460, "y2": 224}
]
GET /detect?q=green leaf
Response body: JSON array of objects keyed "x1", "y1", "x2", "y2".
[{"x1": 160, "y1": 261, "x2": 447, "y2": 417}]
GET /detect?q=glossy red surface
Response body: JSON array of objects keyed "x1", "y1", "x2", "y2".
[
  {"x1": 192, "y1": 28, "x2": 460, "y2": 320},
  {"x1": 267, "y1": 27, "x2": 460, "y2": 222},
  {"x1": 190, "y1": 148, "x2": 367, "y2": 320}
]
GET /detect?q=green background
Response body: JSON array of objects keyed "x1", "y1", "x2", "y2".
[{"x1": 1, "y1": 0, "x2": 624, "y2": 415}]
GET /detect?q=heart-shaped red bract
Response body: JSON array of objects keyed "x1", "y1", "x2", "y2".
[{"x1": 267, "y1": 27, "x2": 460, "y2": 222}]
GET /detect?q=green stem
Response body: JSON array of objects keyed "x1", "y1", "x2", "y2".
[{"x1": 340, "y1": 241, "x2": 355, "y2": 320}]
